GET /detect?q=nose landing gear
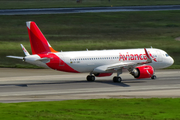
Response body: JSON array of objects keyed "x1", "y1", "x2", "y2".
[{"x1": 151, "y1": 75, "x2": 156, "y2": 79}]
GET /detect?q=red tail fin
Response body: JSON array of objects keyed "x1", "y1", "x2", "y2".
[{"x1": 26, "y1": 21, "x2": 57, "y2": 54}]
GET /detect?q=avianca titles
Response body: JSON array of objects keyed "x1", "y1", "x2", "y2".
[{"x1": 7, "y1": 21, "x2": 174, "y2": 83}]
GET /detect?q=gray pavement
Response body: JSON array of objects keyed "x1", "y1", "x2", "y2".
[
  {"x1": 1, "y1": 5, "x2": 180, "y2": 15},
  {"x1": 0, "y1": 68, "x2": 179, "y2": 103}
]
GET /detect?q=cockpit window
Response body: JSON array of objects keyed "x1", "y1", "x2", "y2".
[{"x1": 165, "y1": 54, "x2": 169, "y2": 57}]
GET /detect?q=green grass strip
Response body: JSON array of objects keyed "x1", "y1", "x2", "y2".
[
  {"x1": 0, "y1": 98, "x2": 180, "y2": 120},
  {"x1": 1, "y1": 11, "x2": 180, "y2": 68}
]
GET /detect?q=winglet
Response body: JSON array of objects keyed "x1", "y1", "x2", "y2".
[
  {"x1": 144, "y1": 48, "x2": 152, "y2": 63},
  {"x1": 21, "y1": 44, "x2": 30, "y2": 56}
]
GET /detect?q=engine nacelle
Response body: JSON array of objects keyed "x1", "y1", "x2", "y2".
[
  {"x1": 131, "y1": 65, "x2": 154, "y2": 79},
  {"x1": 94, "y1": 73, "x2": 113, "y2": 77}
]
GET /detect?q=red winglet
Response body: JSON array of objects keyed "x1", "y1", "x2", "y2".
[{"x1": 144, "y1": 48, "x2": 152, "y2": 63}]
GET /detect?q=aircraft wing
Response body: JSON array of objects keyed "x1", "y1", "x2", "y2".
[
  {"x1": 93, "y1": 62, "x2": 135, "y2": 72},
  {"x1": 106, "y1": 62, "x2": 137, "y2": 71},
  {"x1": 93, "y1": 48, "x2": 152, "y2": 72}
]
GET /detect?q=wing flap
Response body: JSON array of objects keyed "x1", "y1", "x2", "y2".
[
  {"x1": 93, "y1": 62, "x2": 135, "y2": 73},
  {"x1": 106, "y1": 62, "x2": 135, "y2": 71}
]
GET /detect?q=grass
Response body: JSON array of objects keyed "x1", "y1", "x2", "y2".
[
  {"x1": 0, "y1": 98, "x2": 180, "y2": 120},
  {"x1": 1, "y1": 11, "x2": 180, "y2": 68},
  {"x1": 0, "y1": 0, "x2": 180, "y2": 9}
]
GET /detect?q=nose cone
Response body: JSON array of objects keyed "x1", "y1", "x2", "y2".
[
  {"x1": 166, "y1": 57, "x2": 174, "y2": 67},
  {"x1": 170, "y1": 57, "x2": 174, "y2": 65}
]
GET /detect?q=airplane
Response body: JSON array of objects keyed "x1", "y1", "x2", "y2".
[{"x1": 7, "y1": 21, "x2": 174, "y2": 83}]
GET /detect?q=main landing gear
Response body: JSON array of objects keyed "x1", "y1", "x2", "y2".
[
  {"x1": 86, "y1": 72, "x2": 156, "y2": 83},
  {"x1": 113, "y1": 69, "x2": 122, "y2": 83},
  {"x1": 86, "y1": 74, "x2": 122, "y2": 83},
  {"x1": 86, "y1": 75, "x2": 95, "y2": 82},
  {"x1": 86, "y1": 70, "x2": 123, "y2": 83},
  {"x1": 86, "y1": 75, "x2": 122, "y2": 83},
  {"x1": 113, "y1": 76, "x2": 122, "y2": 83}
]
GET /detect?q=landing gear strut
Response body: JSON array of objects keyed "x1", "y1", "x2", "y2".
[{"x1": 113, "y1": 69, "x2": 122, "y2": 83}]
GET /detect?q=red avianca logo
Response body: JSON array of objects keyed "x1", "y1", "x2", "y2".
[{"x1": 119, "y1": 51, "x2": 157, "y2": 62}]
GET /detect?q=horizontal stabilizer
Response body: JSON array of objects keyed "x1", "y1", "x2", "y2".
[{"x1": 6, "y1": 56, "x2": 24, "y2": 59}]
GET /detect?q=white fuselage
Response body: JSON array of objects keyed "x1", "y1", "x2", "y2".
[{"x1": 25, "y1": 48, "x2": 174, "y2": 73}]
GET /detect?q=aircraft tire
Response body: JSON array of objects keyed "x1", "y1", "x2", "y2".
[
  {"x1": 87, "y1": 75, "x2": 95, "y2": 82},
  {"x1": 151, "y1": 75, "x2": 156, "y2": 79},
  {"x1": 113, "y1": 76, "x2": 122, "y2": 83}
]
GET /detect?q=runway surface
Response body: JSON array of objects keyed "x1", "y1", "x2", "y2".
[
  {"x1": 0, "y1": 68, "x2": 179, "y2": 103},
  {"x1": 1, "y1": 5, "x2": 180, "y2": 15}
]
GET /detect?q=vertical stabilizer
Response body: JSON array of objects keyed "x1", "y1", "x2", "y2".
[{"x1": 26, "y1": 21, "x2": 57, "y2": 54}]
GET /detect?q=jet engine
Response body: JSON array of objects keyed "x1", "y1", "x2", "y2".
[
  {"x1": 131, "y1": 65, "x2": 154, "y2": 79},
  {"x1": 94, "y1": 73, "x2": 113, "y2": 77}
]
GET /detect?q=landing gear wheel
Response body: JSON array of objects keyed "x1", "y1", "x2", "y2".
[
  {"x1": 113, "y1": 76, "x2": 122, "y2": 83},
  {"x1": 151, "y1": 75, "x2": 156, "y2": 79},
  {"x1": 86, "y1": 75, "x2": 95, "y2": 82}
]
